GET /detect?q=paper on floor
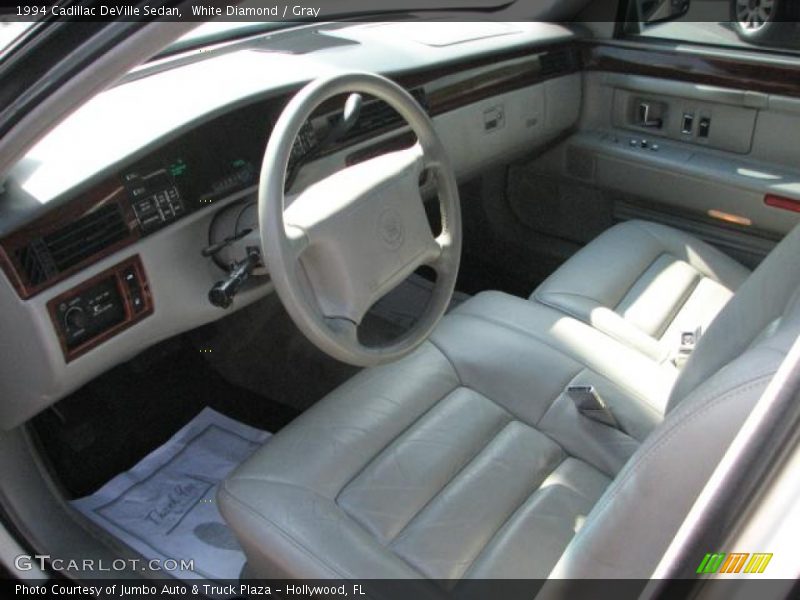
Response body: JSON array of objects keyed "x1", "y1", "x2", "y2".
[{"x1": 71, "y1": 407, "x2": 270, "y2": 581}]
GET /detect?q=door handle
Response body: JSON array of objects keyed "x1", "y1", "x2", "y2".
[{"x1": 638, "y1": 102, "x2": 663, "y2": 128}]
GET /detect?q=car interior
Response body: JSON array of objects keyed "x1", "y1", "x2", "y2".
[{"x1": 1, "y1": 0, "x2": 800, "y2": 591}]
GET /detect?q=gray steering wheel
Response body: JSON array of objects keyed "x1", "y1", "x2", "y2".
[{"x1": 258, "y1": 72, "x2": 462, "y2": 366}]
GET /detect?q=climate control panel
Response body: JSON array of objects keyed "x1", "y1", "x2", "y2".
[
  {"x1": 124, "y1": 169, "x2": 185, "y2": 234},
  {"x1": 47, "y1": 256, "x2": 153, "y2": 361}
]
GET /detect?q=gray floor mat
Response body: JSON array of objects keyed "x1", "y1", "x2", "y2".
[
  {"x1": 367, "y1": 273, "x2": 470, "y2": 331},
  {"x1": 190, "y1": 277, "x2": 470, "y2": 412},
  {"x1": 190, "y1": 294, "x2": 359, "y2": 413}
]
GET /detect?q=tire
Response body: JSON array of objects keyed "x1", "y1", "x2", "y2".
[{"x1": 730, "y1": 0, "x2": 797, "y2": 45}]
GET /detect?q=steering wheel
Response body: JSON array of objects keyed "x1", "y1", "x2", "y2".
[{"x1": 258, "y1": 72, "x2": 462, "y2": 366}]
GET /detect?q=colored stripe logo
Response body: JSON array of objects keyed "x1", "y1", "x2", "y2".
[{"x1": 697, "y1": 552, "x2": 773, "y2": 574}]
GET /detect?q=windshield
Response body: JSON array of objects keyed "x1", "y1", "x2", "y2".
[
  {"x1": 157, "y1": 0, "x2": 515, "y2": 57},
  {"x1": 2, "y1": 0, "x2": 515, "y2": 58},
  {"x1": 158, "y1": 22, "x2": 293, "y2": 58},
  {"x1": 0, "y1": 16, "x2": 290, "y2": 59}
]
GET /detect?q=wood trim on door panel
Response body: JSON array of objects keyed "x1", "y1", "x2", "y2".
[{"x1": 582, "y1": 41, "x2": 800, "y2": 99}]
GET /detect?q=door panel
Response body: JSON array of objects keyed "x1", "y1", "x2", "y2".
[{"x1": 524, "y1": 41, "x2": 800, "y2": 265}]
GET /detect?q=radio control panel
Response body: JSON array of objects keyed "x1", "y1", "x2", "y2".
[{"x1": 48, "y1": 256, "x2": 153, "y2": 361}]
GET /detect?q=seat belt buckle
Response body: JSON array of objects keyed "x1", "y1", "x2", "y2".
[
  {"x1": 673, "y1": 326, "x2": 703, "y2": 368},
  {"x1": 679, "y1": 326, "x2": 702, "y2": 355},
  {"x1": 566, "y1": 385, "x2": 620, "y2": 429}
]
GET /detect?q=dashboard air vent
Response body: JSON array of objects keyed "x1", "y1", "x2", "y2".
[
  {"x1": 332, "y1": 88, "x2": 428, "y2": 143},
  {"x1": 539, "y1": 48, "x2": 580, "y2": 78},
  {"x1": 16, "y1": 239, "x2": 56, "y2": 288},
  {"x1": 16, "y1": 203, "x2": 129, "y2": 287}
]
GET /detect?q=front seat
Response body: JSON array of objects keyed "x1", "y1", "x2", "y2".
[
  {"x1": 530, "y1": 220, "x2": 750, "y2": 363},
  {"x1": 219, "y1": 223, "x2": 800, "y2": 583}
]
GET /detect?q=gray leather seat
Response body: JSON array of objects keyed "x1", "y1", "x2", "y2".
[
  {"x1": 531, "y1": 220, "x2": 750, "y2": 363},
  {"x1": 219, "y1": 222, "x2": 800, "y2": 582}
]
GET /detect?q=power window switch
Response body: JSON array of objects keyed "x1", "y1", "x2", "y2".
[
  {"x1": 682, "y1": 113, "x2": 694, "y2": 135},
  {"x1": 698, "y1": 117, "x2": 711, "y2": 138}
]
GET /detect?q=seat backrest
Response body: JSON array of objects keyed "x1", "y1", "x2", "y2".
[
  {"x1": 668, "y1": 223, "x2": 800, "y2": 411},
  {"x1": 550, "y1": 225, "x2": 800, "y2": 579}
]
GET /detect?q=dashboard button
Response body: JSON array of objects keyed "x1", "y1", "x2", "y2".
[
  {"x1": 64, "y1": 306, "x2": 88, "y2": 331},
  {"x1": 122, "y1": 267, "x2": 140, "y2": 289},
  {"x1": 131, "y1": 292, "x2": 145, "y2": 313}
]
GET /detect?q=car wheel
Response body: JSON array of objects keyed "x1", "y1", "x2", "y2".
[{"x1": 730, "y1": 0, "x2": 795, "y2": 44}]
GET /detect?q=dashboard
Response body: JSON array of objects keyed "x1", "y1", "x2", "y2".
[
  {"x1": 0, "y1": 22, "x2": 583, "y2": 429},
  {"x1": 1, "y1": 103, "x2": 272, "y2": 299}
]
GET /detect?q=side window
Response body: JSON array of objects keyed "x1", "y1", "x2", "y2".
[
  {"x1": 0, "y1": 19, "x2": 33, "y2": 52},
  {"x1": 622, "y1": 0, "x2": 800, "y2": 56}
]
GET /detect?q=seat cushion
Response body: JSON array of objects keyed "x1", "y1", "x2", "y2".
[
  {"x1": 217, "y1": 299, "x2": 672, "y2": 582},
  {"x1": 220, "y1": 222, "x2": 800, "y2": 582},
  {"x1": 530, "y1": 220, "x2": 750, "y2": 363},
  {"x1": 448, "y1": 291, "x2": 677, "y2": 442},
  {"x1": 219, "y1": 344, "x2": 610, "y2": 583},
  {"x1": 219, "y1": 294, "x2": 684, "y2": 581}
]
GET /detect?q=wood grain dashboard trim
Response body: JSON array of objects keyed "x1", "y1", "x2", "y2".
[
  {"x1": 9, "y1": 37, "x2": 797, "y2": 304},
  {"x1": 426, "y1": 57, "x2": 558, "y2": 115},
  {"x1": 316, "y1": 41, "x2": 580, "y2": 158},
  {"x1": 1, "y1": 41, "x2": 579, "y2": 301},
  {"x1": 0, "y1": 180, "x2": 139, "y2": 300}
]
